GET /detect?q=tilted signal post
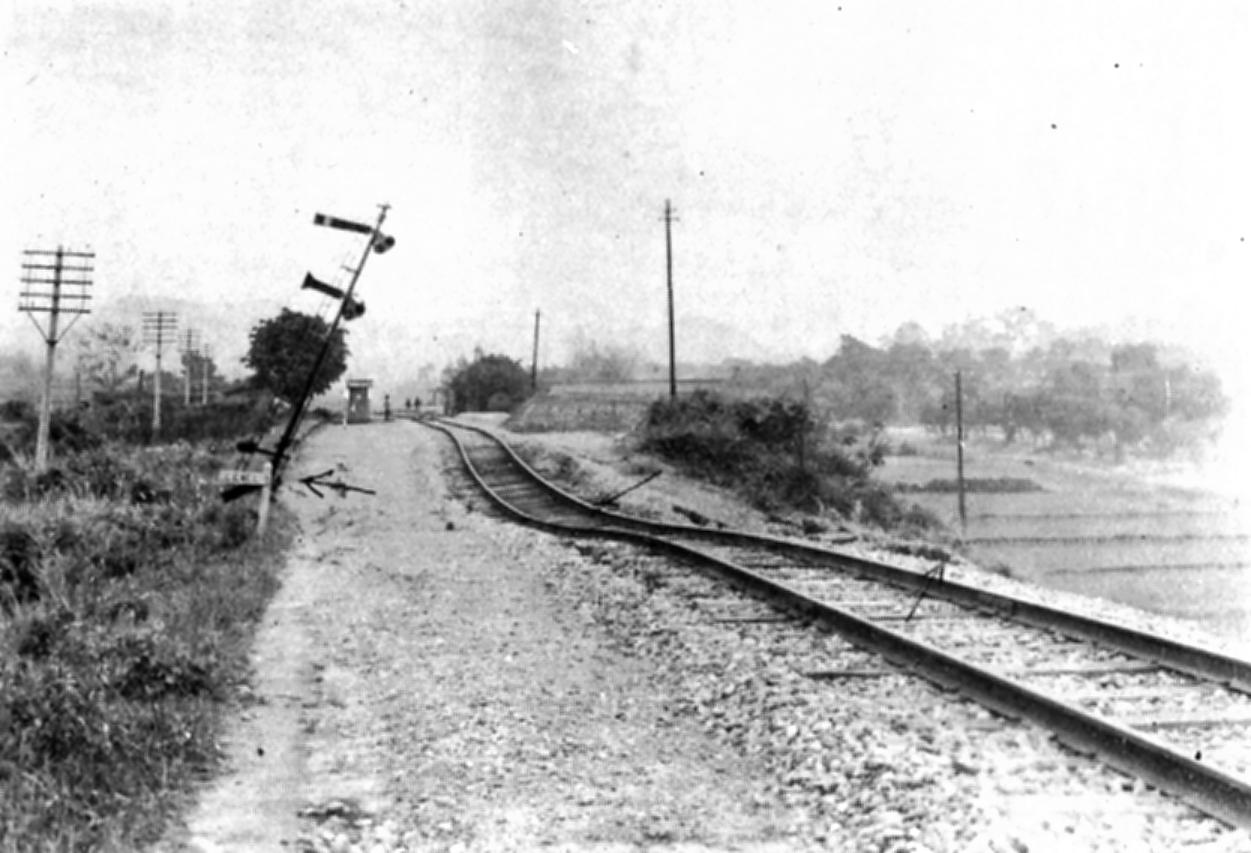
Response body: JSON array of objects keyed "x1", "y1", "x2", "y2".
[
  {"x1": 271, "y1": 205, "x2": 395, "y2": 486},
  {"x1": 142, "y1": 311, "x2": 178, "y2": 435},
  {"x1": 19, "y1": 245, "x2": 94, "y2": 471},
  {"x1": 224, "y1": 204, "x2": 395, "y2": 513}
]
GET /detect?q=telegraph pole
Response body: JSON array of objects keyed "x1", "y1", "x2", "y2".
[
  {"x1": 531, "y1": 309, "x2": 541, "y2": 391},
  {"x1": 143, "y1": 311, "x2": 178, "y2": 435},
  {"x1": 955, "y1": 370, "x2": 967, "y2": 535},
  {"x1": 664, "y1": 199, "x2": 677, "y2": 399},
  {"x1": 180, "y1": 327, "x2": 200, "y2": 406},
  {"x1": 200, "y1": 342, "x2": 213, "y2": 405},
  {"x1": 19, "y1": 245, "x2": 94, "y2": 471}
]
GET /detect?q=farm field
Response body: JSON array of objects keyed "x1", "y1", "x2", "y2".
[{"x1": 881, "y1": 429, "x2": 1251, "y2": 654}]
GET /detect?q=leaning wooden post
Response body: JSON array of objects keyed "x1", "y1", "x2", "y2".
[{"x1": 257, "y1": 462, "x2": 273, "y2": 536}]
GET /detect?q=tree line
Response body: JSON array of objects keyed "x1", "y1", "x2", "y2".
[
  {"x1": 729, "y1": 327, "x2": 1227, "y2": 459},
  {"x1": 412, "y1": 307, "x2": 1232, "y2": 462}
]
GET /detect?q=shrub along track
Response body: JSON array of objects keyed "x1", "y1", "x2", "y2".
[{"x1": 421, "y1": 417, "x2": 1251, "y2": 832}]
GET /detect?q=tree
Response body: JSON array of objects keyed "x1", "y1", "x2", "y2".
[
  {"x1": 822, "y1": 335, "x2": 897, "y2": 423},
  {"x1": 75, "y1": 322, "x2": 139, "y2": 394},
  {"x1": 567, "y1": 341, "x2": 639, "y2": 383},
  {"x1": 444, "y1": 350, "x2": 531, "y2": 413},
  {"x1": 243, "y1": 309, "x2": 349, "y2": 404}
]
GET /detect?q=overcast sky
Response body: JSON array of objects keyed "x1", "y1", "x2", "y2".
[{"x1": 3, "y1": 1, "x2": 1249, "y2": 397}]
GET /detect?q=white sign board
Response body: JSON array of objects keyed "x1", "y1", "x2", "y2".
[{"x1": 218, "y1": 468, "x2": 270, "y2": 487}]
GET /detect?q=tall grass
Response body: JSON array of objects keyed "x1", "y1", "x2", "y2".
[{"x1": 0, "y1": 442, "x2": 289, "y2": 851}]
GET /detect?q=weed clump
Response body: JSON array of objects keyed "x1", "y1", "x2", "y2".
[{"x1": 0, "y1": 442, "x2": 286, "y2": 849}]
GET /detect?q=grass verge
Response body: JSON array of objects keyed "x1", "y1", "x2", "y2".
[{"x1": 1, "y1": 443, "x2": 293, "y2": 852}]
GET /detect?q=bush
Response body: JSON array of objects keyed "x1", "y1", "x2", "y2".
[
  {"x1": 637, "y1": 391, "x2": 932, "y2": 529},
  {"x1": 0, "y1": 521, "x2": 41, "y2": 609}
]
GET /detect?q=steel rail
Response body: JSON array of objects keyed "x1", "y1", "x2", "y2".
[
  {"x1": 434, "y1": 418, "x2": 1251, "y2": 692},
  {"x1": 425, "y1": 417, "x2": 1251, "y2": 828}
]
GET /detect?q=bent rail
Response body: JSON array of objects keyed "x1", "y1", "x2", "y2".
[{"x1": 424, "y1": 417, "x2": 1251, "y2": 829}]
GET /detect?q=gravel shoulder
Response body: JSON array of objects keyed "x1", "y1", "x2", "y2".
[
  {"x1": 159, "y1": 420, "x2": 1250, "y2": 852},
  {"x1": 162, "y1": 422, "x2": 802, "y2": 851}
]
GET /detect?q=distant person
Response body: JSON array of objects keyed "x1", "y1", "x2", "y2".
[{"x1": 383, "y1": 394, "x2": 392, "y2": 421}]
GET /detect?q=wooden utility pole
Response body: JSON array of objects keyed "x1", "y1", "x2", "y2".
[
  {"x1": 180, "y1": 327, "x2": 200, "y2": 406},
  {"x1": 200, "y1": 342, "x2": 212, "y2": 405},
  {"x1": 143, "y1": 311, "x2": 178, "y2": 435},
  {"x1": 19, "y1": 246, "x2": 94, "y2": 471},
  {"x1": 531, "y1": 309, "x2": 541, "y2": 390},
  {"x1": 955, "y1": 370, "x2": 967, "y2": 534},
  {"x1": 664, "y1": 199, "x2": 677, "y2": 399}
]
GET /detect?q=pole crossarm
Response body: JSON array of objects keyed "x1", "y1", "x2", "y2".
[
  {"x1": 23, "y1": 248, "x2": 94, "y2": 258},
  {"x1": 22, "y1": 264, "x2": 95, "y2": 273}
]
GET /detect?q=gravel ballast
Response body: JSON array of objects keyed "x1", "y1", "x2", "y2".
[{"x1": 169, "y1": 421, "x2": 1249, "y2": 852}]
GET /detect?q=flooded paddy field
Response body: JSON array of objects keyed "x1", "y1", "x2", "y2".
[{"x1": 880, "y1": 432, "x2": 1251, "y2": 655}]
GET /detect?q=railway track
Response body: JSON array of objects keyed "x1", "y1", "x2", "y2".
[{"x1": 422, "y1": 417, "x2": 1251, "y2": 830}]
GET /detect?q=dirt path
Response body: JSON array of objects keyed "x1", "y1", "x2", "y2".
[{"x1": 161, "y1": 421, "x2": 800, "y2": 851}]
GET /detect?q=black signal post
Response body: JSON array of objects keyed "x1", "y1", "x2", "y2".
[{"x1": 268, "y1": 204, "x2": 395, "y2": 483}]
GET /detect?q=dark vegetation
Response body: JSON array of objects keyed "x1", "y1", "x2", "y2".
[
  {"x1": 244, "y1": 308, "x2": 349, "y2": 404},
  {"x1": 0, "y1": 382, "x2": 294, "y2": 849},
  {"x1": 0, "y1": 306, "x2": 345, "y2": 848},
  {"x1": 443, "y1": 349, "x2": 533, "y2": 414},
  {"x1": 0, "y1": 390, "x2": 278, "y2": 462},
  {"x1": 727, "y1": 311, "x2": 1228, "y2": 461},
  {"x1": 638, "y1": 390, "x2": 937, "y2": 532},
  {"x1": 895, "y1": 477, "x2": 1045, "y2": 494}
]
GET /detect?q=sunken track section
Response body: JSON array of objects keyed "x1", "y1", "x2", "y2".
[{"x1": 423, "y1": 417, "x2": 1251, "y2": 829}]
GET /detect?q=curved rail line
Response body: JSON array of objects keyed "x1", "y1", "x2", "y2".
[{"x1": 423, "y1": 417, "x2": 1251, "y2": 829}]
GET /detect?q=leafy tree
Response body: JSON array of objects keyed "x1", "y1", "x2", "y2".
[
  {"x1": 567, "y1": 341, "x2": 639, "y2": 383},
  {"x1": 243, "y1": 309, "x2": 348, "y2": 404},
  {"x1": 445, "y1": 350, "x2": 531, "y2": 413},
  {"x1": 181, "y1": 349, "x2": 219, "y2": 398},
  {"x1": 1166, "y1": 365, "x2": 1228, "y2": 422},
  {"x1": 822, "y1": 336, "x2": 898, "y2": 424},
  {"x1": 75, "y1": 323, "x2": 139, "y2": 393}
]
